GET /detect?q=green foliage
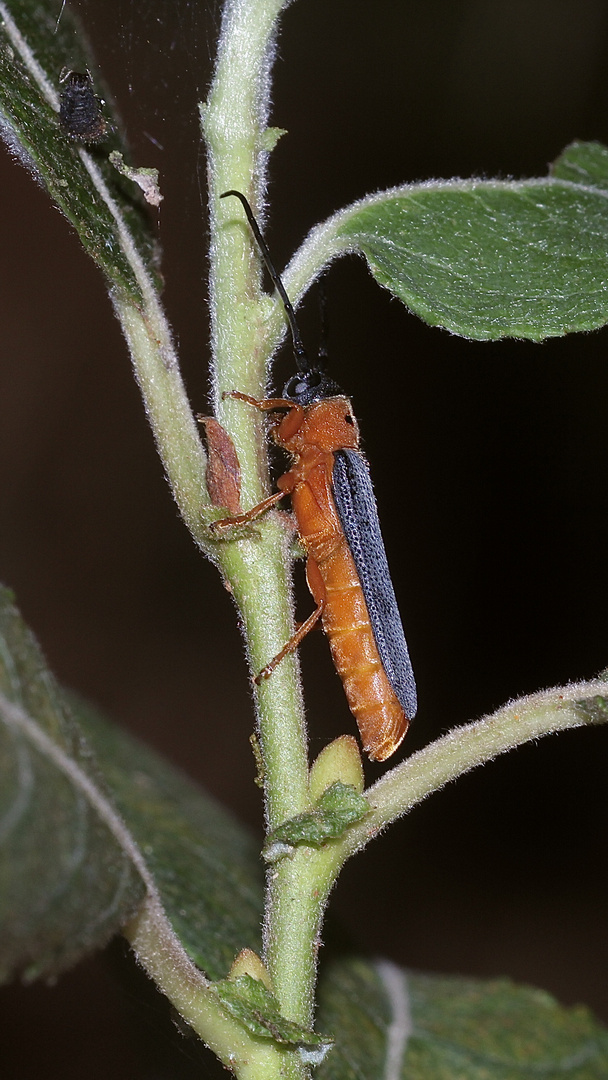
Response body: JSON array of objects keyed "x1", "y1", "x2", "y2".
[
  {"x1": 574, "y1": 694, "x2": 608, "y2": 725},
  {"x1": 0, "y1": 0, "x2": 158, "y2": 301},
  {"x1": 3, "y1": 585, "x2": 608, "y2": 1073},
  {"x1": 1, "y1": 0, "x2": 607, "y2": 1075},
  {"x1": 317, "y1": 957, "x2": 608, "y2": 1079},
  {"x1": 264, "y1": 782, "x2": 370, "y2": 861},
  {"x1": 332, "y1": 142, "x2": 608, "y2": 340},
  {"x1": 0, "y1": 585, "x2": 145, "y2": 983},
  {"x1": 551, "y1": 141, "x2": 608, "y2": 189},
  {"x1": 0, "y1": 585, "x2": 264, "y2": 986},
  {"x1": 216, "y1": 973, "x2": 332, "y2": 1053},
  {"x1": 78, "y1": 703, "x2": 264, "y2": 981},
  {"x1": 2, "y1": 572, "x2": 608, "y2": 1069}
]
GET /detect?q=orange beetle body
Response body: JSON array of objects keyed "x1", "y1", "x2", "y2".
[{"x1": 226, "y1": 387, "x2": 416, "y2": 762}]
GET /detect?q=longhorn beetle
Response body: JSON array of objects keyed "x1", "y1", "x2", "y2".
[{"x1": 215, "y1": 190, "x2": 417, "y2": 761}]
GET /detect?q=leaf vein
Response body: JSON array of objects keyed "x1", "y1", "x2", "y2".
[{"x1": 375, "y1": 959, "x2": 413, "y2": 1080}]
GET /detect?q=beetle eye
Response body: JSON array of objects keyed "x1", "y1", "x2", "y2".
[{"x1": 345, "y1": 414, "x2": 354, "y2": 425}]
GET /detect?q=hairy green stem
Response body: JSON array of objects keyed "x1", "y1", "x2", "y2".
[
  {"x1": 203, "y1": 0, "x2": 310, "y2": 825},
  {"x1": 112, "y1": 296, "x2": 211, "y2": 549},
  {"x1": 114, "y1": 0, "x2": 323, "y2": 1063},
  {"x1": 263, "y1": 844, "x2": 346, "y2": 1028},
  {"x1": 338, "y1": 676, "x2": 608, "y2": 862},
  {"x1": 202, "y1": 0, "x2": 321, "y2": 1056},
  {"x1": 126, "y1": 897, "x2": 294, "y2": 1079}
]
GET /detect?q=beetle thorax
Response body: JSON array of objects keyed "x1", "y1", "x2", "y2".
[{"x1": 274, "y1": 397, "x2": 360, "y2": 455}]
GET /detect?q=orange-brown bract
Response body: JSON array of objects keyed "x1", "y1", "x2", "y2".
[{"x1": 216, "y1": 189, "x2": 417, "y2": 761}]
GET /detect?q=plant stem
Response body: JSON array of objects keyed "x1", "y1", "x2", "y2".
[
  {"x1": 202, "y1": 0, "x2": 310, "y2": 827},
  {"x1": 337, "y1": 676, "x2": 608, "y2": 861},
  {"x1": 127, "y1": 897, "x2": 294, "y2": 1080},
  {"x1": 263, "y1": 844, "x2": 345, "y2": 1027},
  {"x1": 112, "y1": 296, "x2": 211, "y2": 550},
  {"x1": 202, "y1": 2, "x2": 326, "y2": 1054}
]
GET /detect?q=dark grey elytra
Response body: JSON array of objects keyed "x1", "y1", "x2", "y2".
[{"x1": 59, "y1": 70, "x2": 107, "y2": 144}]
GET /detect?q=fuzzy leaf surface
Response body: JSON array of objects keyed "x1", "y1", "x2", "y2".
[
  {"x1": 264, "y1": 782, "x2": 369, "y2": 860},
  {"x1": 0, "y1": 586, "x2": 264, "y2": 985},
  {"x1": 316, "y1": 956, "x2": 608, "y2": 1079},
  {"x1": 0, "y1": 585, "x2": 145, "y2": 983},
  {"x1": 333, "y1": 144, "x2": 608, "y2": 341},
  {"x1": 551, "y1": 140, "x2": 608, "y2": 190},
  {"x1": 215, "y1": 974, "x2": 332, "y2": 1050},
  {"x1": 77, "y1": 702, "x2": 264, "y2": 981},
  {"x1": 0, "y1": 0, "x2": 158, "y2": 301}
]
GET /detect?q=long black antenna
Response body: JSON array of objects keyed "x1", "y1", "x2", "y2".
[
  {"x1": 317, "y1": 278, "x2": 329, "y2": 366},
  {"x1": 220, "y1": 190, "x2": 310, "y2": 372}
]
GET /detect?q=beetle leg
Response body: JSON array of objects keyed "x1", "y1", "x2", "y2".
[
  {"x1": 223, "y1": 390, "x2": 293, "y2": 412},
  {"x1": 210, "y1": 489, "x2": 286, "y2": 533},
  {"x1": 255, "y1": 599, "x2": 325, "y2": 684}
]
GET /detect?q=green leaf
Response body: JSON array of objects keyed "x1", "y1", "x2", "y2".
[
  {"x1": 551, "y1": 140, "x2": 608, "y2": 190},
  {"x1": 0, "y1": 585, "x2": 145, "y2": 983},
  {"x1": 0, "y1": 585, "x2": 264, "y2": 986},
  {"x1": 316, "y1": 956, "x2": 608, "y2": 1079},
  {"x1": 263, "y1": 782, "x2": 370, "y2": 861},
  {"x1": 77, "y1": 701, "x2": 264, "y2": 981},
  {"x1": 574, "y1": 694, "x2": 608, "y2": 725},
  {"x1": 0, "y1": 0, "x2": 158, "y2": 302},
  {"x1": 333, "y1": 156, "x2": 608, "y2": 341},
  {"x1": 215, "y1": 973, "x2": 332, "y2": 1054}
]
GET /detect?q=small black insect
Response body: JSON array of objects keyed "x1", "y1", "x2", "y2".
[{"x1": 59, "y1": 70, "x2": 107, "y2": 144}]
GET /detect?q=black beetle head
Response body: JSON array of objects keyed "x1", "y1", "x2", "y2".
[{"x1": 282, "y1": 368, "x2": 344, "y2": 406}]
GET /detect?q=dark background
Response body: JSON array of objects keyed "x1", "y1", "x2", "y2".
[{"x1": 2, "y1": 0, "x2": 608, "y2": 1075}]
